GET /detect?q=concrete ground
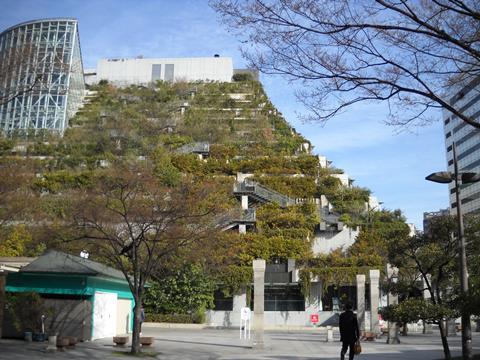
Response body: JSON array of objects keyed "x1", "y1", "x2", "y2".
[{"x1": 1, "y1": 325, "x2": 480, "y2": 359}]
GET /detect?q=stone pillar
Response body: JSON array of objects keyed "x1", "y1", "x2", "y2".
[
  {"x1": 369, "y1": 269, "x2": 380, "y2": 334},
  {"x1": 253, "y1": 259, "x2": 266, "y2": 349},
  {"x1": 241, "y1": 195, "x2": 249, "y2": 210},
  {"x1": 386, "y1": 265, "x2": 400, "y2": 344},
  {"x1": 356, "y1": 274, "x2": 366, "y2": 334},
  {"x1": 239, "y1": 224, "x2": 247, "y2": 234},
  {"x1": 326, "y1": 326, "x2": 334, "y2": 342},
  {"x1": 0, "y1": 273, "x2": 5, "y2": 339}
]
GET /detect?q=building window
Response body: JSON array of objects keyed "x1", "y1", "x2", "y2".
[
  {"x1": 446, "y1": 131, "x2": 452, "y2": 139},
  {"x1": 151, "y1": 64, "x2": 161, "y2": 81},
  {"x1": 213, "y1": 289, "x2": 233, "y2": 311},
  {"x1": 321, "y1": 285, "x2": 369, "y2": 312},
  {"x1": 249, "y1": 285, "x2": 305, "y2": 311},
  {"x1": 447, "y1": 145, "x2": 453, "y2": 152},
  {"x1": 445, "y1": 118, "x2": 450, "y2": 125},
  {"x1": 165, "y1": 64, "x2": 174, "y2": 82}
]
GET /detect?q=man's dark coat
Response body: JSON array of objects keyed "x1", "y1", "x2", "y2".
[{"x1": 339, "y1": 310, "x2": 360, "y2": 343}]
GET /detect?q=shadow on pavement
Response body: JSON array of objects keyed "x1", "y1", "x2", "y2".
[{"x1": 156, "y1": 337, "x2": 252, "y2": 349}]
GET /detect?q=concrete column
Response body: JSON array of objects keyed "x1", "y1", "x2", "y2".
[
  {"x1": 287, "y1": 259, "x2": 297, "y2": 282},
  {"x1": 386, "y1": 265, "x2": 400, "y2": 344},
  {"x1": 241, "y1": 195, "x2": 249, "y2": 210},
  {"x1": 369, "y1": 269, "x2": 380, "y2": 334},
  {"x1": 239, "y1": 224, "x2": 247, "y2": 234},
  {"x1": 305, "y1": 282, "x2": 322, "y2": 313},
  {"x1": 0, "y1": 273, "x2": 5, "y2": 339},
  {"x1": 356, "y1": 274, "x2": 366, "y2": 334},
  {"x1": 253, "y1": 259, "x2": 266, "y2": 349}
]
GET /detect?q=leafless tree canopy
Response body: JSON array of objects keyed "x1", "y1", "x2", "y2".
[{"x1": 212, "y1": 0, "x2": 480, "y2": 128}]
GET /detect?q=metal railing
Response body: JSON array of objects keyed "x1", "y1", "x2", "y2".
[
  {"x1": 234, "y1": 180, "x2": 295, "y2": 208},
  {"x1": 176, "y1": 141, "x2": 210, "y2": 155},
  {"x1": 215, "y1": 208, "x2": 256, "y2": 229}
]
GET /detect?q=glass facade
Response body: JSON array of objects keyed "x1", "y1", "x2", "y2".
[
  {"x1": 443, "y1": 77, "x2": 480, "y2": 215},
  {"x1": 0, "y1": 18, "x2": 85, "y2": 134}
]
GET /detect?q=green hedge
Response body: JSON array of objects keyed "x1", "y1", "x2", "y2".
[{"x1": 145, "y1": 313, "x2": 197, "y2": 324}]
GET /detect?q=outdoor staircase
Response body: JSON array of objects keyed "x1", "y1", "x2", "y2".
[
  {"x1": 295, "y1": 197, "x2": 344, "y2": 232},
  {"x1": 318, "y1": 207, "x2": 343, "y2": 231},
  {"x1": 233, "y1": 180, "x2": 296, "y2": 208},
  {"x1": 232, "y1": 180, "x2": 343, "y2": 232},
  {"x1": 176, "y1": 142, "x2": 210, "y2": 157},
  {"x1": 216, "y1": 208, "x2": 256, "y2": 231}
]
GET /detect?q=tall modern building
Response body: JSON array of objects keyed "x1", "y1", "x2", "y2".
[
  {"x1": 0, "y1": 18, "x2": 85, "y2": 134},
  {"x1": 443, "y1": 76, "x2": 480, "y2": 215}
]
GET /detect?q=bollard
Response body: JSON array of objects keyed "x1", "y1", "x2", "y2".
[
  {"x1": 46, "y1": 335, "x2": 57, "y2": 352},
  {"x1": 326, "y1": 326, "x2": 334, "y2": 342}
]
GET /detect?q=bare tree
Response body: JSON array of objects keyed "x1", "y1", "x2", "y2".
[
  {"x1": 71, "y1": 162, "x2": 229, "y2": 354},
  {"x1": 211, "y1": 0, "x2": 480, "y2": 128}
]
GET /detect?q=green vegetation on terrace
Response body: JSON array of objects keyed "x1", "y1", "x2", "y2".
[{"x1": 0, "y1": 79, "x2": 401, "y2": 319}]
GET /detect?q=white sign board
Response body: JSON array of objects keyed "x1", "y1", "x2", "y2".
[
  {"x1": 240, "y1": 307, "x2": 251, "y2": 340},
  {"x1": 241, "y1": 307, "x2": 251, "y2": 321}
]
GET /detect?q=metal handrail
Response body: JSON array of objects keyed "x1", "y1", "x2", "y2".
[
  {"x1": 234, "y1": 180, "x2": 295, "y2": 207},
  {"x1": 216, "y1": 208, "x2": 256, "y2": 228},
  {"x1": 177, "y1": 141, "x2": 210, "y2": 154}
]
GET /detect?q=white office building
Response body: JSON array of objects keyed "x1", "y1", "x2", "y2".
[
  {"x1": 443, "y1": 76, "x2": 480, "y2": 215},
  {"x1": 85, "y1": 56, "x2": 234, "y2": 85}
]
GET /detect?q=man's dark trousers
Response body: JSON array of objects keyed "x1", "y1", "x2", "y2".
[
  {"x1": 339, "y1": 309, "x2": 359, "y2": 360},
  {"x1": 341, "y1": 341, "x2": 355, "y2": 360}
]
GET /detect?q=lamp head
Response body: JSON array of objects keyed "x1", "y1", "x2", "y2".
[
  {"x1": 461, "y1": 172, "x2": 480, "y2": 184},
  {"x1": 426, "y1": 172, "x2": 453, "y2": 184}
]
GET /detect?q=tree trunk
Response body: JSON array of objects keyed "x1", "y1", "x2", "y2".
[
  {"x1": 131, "y1": 299, "x2": 142, "y2": 354},
  {"x1": 438, "y1": 321, "x2": 451, "y2": 360}
]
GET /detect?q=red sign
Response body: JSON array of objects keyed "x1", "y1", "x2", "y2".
[{"x1": 310, "y1": 314, "x2": 319, "y2": 324}]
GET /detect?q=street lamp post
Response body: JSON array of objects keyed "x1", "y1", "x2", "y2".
[{"x1": 426, "y1": 142, "x2": 480, "y2": 360}]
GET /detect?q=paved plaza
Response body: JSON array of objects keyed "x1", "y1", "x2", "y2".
[{"x1": 1, "y1": 325, "x2": 480, "y2": 359}]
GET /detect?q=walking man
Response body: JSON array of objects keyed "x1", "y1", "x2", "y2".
[{"x1": 339, "y1": 301, "x2": 360, "y2": 360}]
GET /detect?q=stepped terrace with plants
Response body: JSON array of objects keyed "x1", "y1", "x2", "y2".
[{"x1": 0, "y1": 78, "x2": 409, "y2": 328}]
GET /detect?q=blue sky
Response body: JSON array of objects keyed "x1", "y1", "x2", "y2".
[{"x1": 0, "y1": 0, "x2": 449, "y2": 229}]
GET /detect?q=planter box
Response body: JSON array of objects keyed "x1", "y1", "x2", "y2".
[
  {"x1": 56, "y1": 337, "x2": 70, "y2": 348},
  {"x1": 113, "y1": 336, "x2": 129, "y2": 346},
  {"x1": 64, "y1": 336, "x2": 78, "y2": 346},
  {"x1": 140, "y1": 337, "x2": 154, "y2": 346}
]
